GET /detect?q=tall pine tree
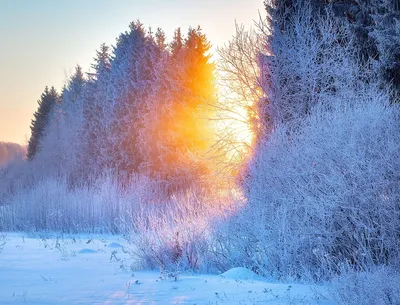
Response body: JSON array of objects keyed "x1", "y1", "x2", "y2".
[
  {"x1": 82, "y1": 43, "x2": 113, "y2": 176},
  {"x1": 110, "y1": 21, "x2": 160, "y2": 175},
  {"x1": 150, "y1": 26, "x2": 216, "y2": 190},
  {"x1": 27, "y1": 86, "x2": 59, "y2": 160}
]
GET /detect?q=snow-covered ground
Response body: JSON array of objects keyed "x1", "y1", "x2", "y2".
[{"x1": 0, "y1": 233, "x2": 335, "y2": 304}]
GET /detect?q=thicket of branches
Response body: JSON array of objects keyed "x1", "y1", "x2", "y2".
[{"x1": 212, "y1": 0, "x2": 400, "y2": 285}]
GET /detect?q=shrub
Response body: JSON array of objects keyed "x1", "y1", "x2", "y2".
[
  {"x1": 0, "y1": 173, "x2": 157, "y2": 233},
  {"x1": 213, "y1": 94, "x2": 400, "y2": 281},
  {"x1": 127, "y1": 189, "x2": 237, "y2": 274},
  {"x1": 332, "y1": 266, "x2": 400, "y2": 305}
]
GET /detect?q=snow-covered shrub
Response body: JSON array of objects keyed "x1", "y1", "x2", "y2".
[
  {"x1": 332, "y1": 266, "x2": 400, "y2": 305},
  {"x1": 0, "y1": 157, "x2": 55, "y2": 208},
  {"x1": 0, "y1": 173, "x2": 157, "y2": 233},
  {"x1": 128, "y1": 189, "x2": 236, "y2": 273},
  {"x1": 214, "y1": 92, "x2": 400, "y2": 280}
]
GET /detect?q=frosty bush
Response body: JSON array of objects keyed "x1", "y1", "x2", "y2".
[
  {"x1": 128, "y1": 189, "x2": 237, "y2": 274},
  {"x1": 214, "y1": 94, "x2": 400, "y2": 280},
  {"x1": 332, "y1": 266, "x2": 400, "y2": 305},
  {"x1": 0, "y1": 173, "x2": 158, "y2": 233}
]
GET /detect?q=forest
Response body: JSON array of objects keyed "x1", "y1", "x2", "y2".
[{"x1": 1, "y1": 1, "x2": 400, "y2": 303}]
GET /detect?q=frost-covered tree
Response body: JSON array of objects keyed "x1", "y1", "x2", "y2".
[
  {"x1": 59, "y1": 66, "x2": 86, "y2": 175},
  {"x1": 27, "y1": 86, "x2": 59, "y2": 160},
  {"x1": 155, "y1": 27, "x2": 167, "y2": 51},
  {"x1": 109, "y1": 21, "x2": 158, "y2": 176},
  {"x1": 158, "y1": 27, "x2": 216, "y2": 190},
  {"x1": 171, "y1": 28, "x2": 183, "y2": 57},
  {"x1": 82, "y1": 43, "x2": 113, "y2": 177},
  {"x1": 136, "y1": 43, "x2": 172, "y2": 181},
  {"x1": 135, "y1": 26, "x2": 216, "y2": 191},
  {"x1": 37, "y1": 66, "x2": 86, "y2": 179},
  {"x1": 90, "y1": 43, "x2": 112, "y2": 77},
  {"x1": 216, "y1": 24, "x2": 265, "y2": 164},
  {"x1": 261, "y1": 0, "x2": 367, "y2": 126},
  {"x1": 315, "y1": 0, "x2": 400, "y2": 101}
]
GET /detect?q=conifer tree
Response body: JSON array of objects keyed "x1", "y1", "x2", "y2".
[
  {"x1": 39, "y1": 65, "x2": 87, "y2": 178},
  {"x1": 153, "y1": 27, "x2": 215, "y2": 190},
  {"x1": 27, "y1": 86, "x2": 59, "y2": 160},
  {"x1": 82, "y1": 43, "x2": 112, "y2": 175},
  {"x1": 261, "y1": 0, "x2": 366, "y2": 125},
  {"x1": 155, "y1": 28, "x2": 167, "y2": 51},
  {"x1": 110, "y1": 20, "x2": 159, "y2": 175},
  {"x1": 171, "y1": 28, "x2": 183, "y2": 57},
  {"x1": 90, "y1": 43, "x2": 111, "y2": 78}
]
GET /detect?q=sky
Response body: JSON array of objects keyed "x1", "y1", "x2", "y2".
[{"x1": 0, "y1": 0, "x2": 265, "y2": 145}]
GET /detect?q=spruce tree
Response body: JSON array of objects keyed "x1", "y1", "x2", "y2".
[
  {"x1": 154, "y1": 27, "x2": 215, "y2": 190},
  {"x1": 91, "y1": 43, "x2": 111, "y2": 77},
  {"x1": 33, "y1": 65, "x2": 87, "y2": 180},
  {"x1": 155, "y1": 28, "x2": 167, "y2": 51},
  {"x1": 82, "y1": 43, "x2": 112, "y2": 176},
  {"x1": 110, "y1": 20, "x2": 160, "y2": 175},
  {"x1": 27, "y1": 86, "x2": 59, "y2": 160},
  {"x1": 171, "y1": 28, "x2": 183, "y2": 57}
]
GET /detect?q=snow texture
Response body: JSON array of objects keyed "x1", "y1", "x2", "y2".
[{"x1": 0, "y1": 233, "x2": 333, "y2": 304}]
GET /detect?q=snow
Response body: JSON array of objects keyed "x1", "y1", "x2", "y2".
[
  {"x1": 0, "y1": 233, "x2": 335, "y2": 304},
  {"x1": 220, "y1": 267, "x2": 262, "y2": 281}
]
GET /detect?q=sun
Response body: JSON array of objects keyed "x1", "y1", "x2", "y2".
[{"x1": 212, "y1": 88, "x2": 255, "y2": 165}]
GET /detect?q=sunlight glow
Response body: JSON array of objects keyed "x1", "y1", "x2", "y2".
[{"x1": 213, "y1": 86, "x2": 255, "y2": 165}]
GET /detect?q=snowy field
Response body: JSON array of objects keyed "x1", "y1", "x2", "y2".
[{"x1": 0, "y1": 233, "x2": 335, "y2": 305}]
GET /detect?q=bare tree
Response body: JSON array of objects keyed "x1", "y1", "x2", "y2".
[{"x1": 214, "y1": 22, "x2": 267, "y2": 177}]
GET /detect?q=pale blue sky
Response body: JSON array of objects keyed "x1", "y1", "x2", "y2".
[{"x1": 0, "y1": 0, "x2": 264, "y2": 144}]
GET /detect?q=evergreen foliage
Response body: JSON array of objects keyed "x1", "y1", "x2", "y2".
[
  {"x1": 21, "y1": 21, "x2": 216, "y2": 192},
  {"x1": 27, "y1": 86, "x2": 59, "y2": 160}
]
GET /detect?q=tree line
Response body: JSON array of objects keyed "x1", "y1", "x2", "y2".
[{"x1": 28, "y1": 22, "x2": 215, "y2": 192}]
